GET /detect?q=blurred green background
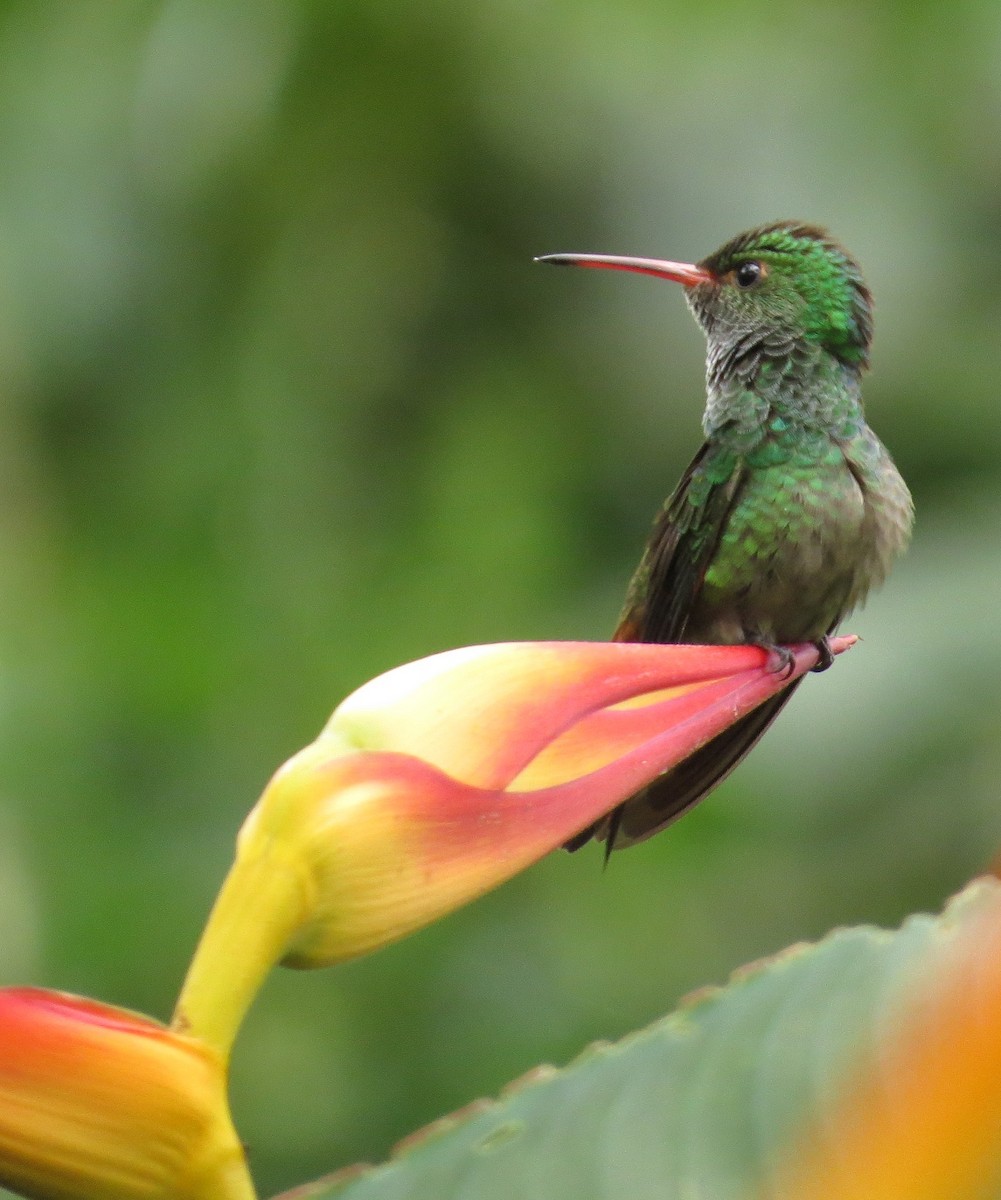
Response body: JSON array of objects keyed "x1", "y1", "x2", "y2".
[{"x1": 0, "y1": 1, "x2": 1000, "y2": 1193}]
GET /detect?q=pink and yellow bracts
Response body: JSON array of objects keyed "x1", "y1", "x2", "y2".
[{"x1": 174, "y1": 637, "x2": 852, "y2": 1057}]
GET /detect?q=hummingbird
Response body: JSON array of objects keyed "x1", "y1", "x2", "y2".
[{"x1": 537, "y1": 222, "x2": 913, "y2": 853}]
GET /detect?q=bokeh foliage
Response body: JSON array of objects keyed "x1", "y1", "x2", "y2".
[{"x1": 0, "y1": 1, "x2": 999, "y2": 1193}]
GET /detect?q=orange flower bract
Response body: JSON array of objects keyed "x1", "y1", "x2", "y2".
[{"x1": 0, "y1": 988, "x2": 253, "y2": 1200}]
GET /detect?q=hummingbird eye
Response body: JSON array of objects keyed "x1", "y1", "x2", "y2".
[{"x1": 734, "y1": 261, "x2": 764, "y2": 288}]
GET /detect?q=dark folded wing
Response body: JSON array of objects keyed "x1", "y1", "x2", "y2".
[
  {"x1": 565, "y1": 441, "x2": 799, "y2": 853},
  {"x1": 612, "y1": 440, "x2": 743, "y2": 645},
  {"x1": 582, "y1": 686, "x2": 801, "y2": 850}
]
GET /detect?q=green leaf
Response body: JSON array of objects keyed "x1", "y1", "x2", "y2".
[{"x1": 271, "y1": 877, "x2": 1001, "y2": 1200}]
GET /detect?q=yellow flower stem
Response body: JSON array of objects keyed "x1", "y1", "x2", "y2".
[
  {"x1": 203, "y1": 1147, "x2": 260, "y2": 1200},
  {"x1": 172, "y1": 837, "x2": 312, "y2": 1061}
]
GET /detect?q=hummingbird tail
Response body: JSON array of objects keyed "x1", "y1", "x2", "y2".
[{"x1": 563, "y1": 680, "x2": 802, "y2": 854}]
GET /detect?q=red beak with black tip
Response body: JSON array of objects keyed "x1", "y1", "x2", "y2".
[{"x1": 535, "y1": 252, "x2": 712, "y2": 287}]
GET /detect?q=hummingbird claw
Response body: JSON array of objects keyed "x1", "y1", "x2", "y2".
[
  {"x1": 810, "y1": 636, "x2": 834, "y2": 673},
  {"x1": 765, "y1": 644, "x2": 796, "y2": 680}
]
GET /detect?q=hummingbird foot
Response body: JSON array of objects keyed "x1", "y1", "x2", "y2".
[
  {"x1": 810, "y1": 636, "x2": 834, "y2": 673},
  {"x1": 761, "y1": 643, "x2": 796, "y2": 680}
]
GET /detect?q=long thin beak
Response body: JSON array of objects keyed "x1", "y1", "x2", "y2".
[{"x1": 534, "y1": 253, "x2": 712, "y2": 287}]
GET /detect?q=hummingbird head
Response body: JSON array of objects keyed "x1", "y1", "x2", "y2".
[
  {"x1": 691, "y1": 222, "x2": 873, "y2": 371},
  {"x1": 536, "y1": 222, "x2": 873, "y2": 372}
]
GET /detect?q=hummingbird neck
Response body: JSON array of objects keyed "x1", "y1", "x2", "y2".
[{"x1": 702, "y1": 336, "x2": 865, "y2": 442}]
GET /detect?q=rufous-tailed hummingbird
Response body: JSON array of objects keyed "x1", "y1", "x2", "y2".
[{"x1": 537, "y1": 222, "x2": 913, "y2": 853}]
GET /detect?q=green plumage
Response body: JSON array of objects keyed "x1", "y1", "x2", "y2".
[{"x1": 546, "y1": 222, "x2": 913, "y2": 852}]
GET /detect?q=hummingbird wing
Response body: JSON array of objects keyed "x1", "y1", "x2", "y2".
[
  {"x1": 584, "y1": 687, "x2": 800, "y2": 851},
  {"x1": 564, "y1": 441, "x2": 801, "y2": 854},
  {"x1": 612, "y1": 440, "x2": 744, "y2": 645}
]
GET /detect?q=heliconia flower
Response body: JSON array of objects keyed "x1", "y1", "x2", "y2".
[
  {"x1": 0, "y1": 987, "x2": 255, "y2": 1200},
  {"x1": 174, "y1": 637, "x2": 854, "y2": 1057}
]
